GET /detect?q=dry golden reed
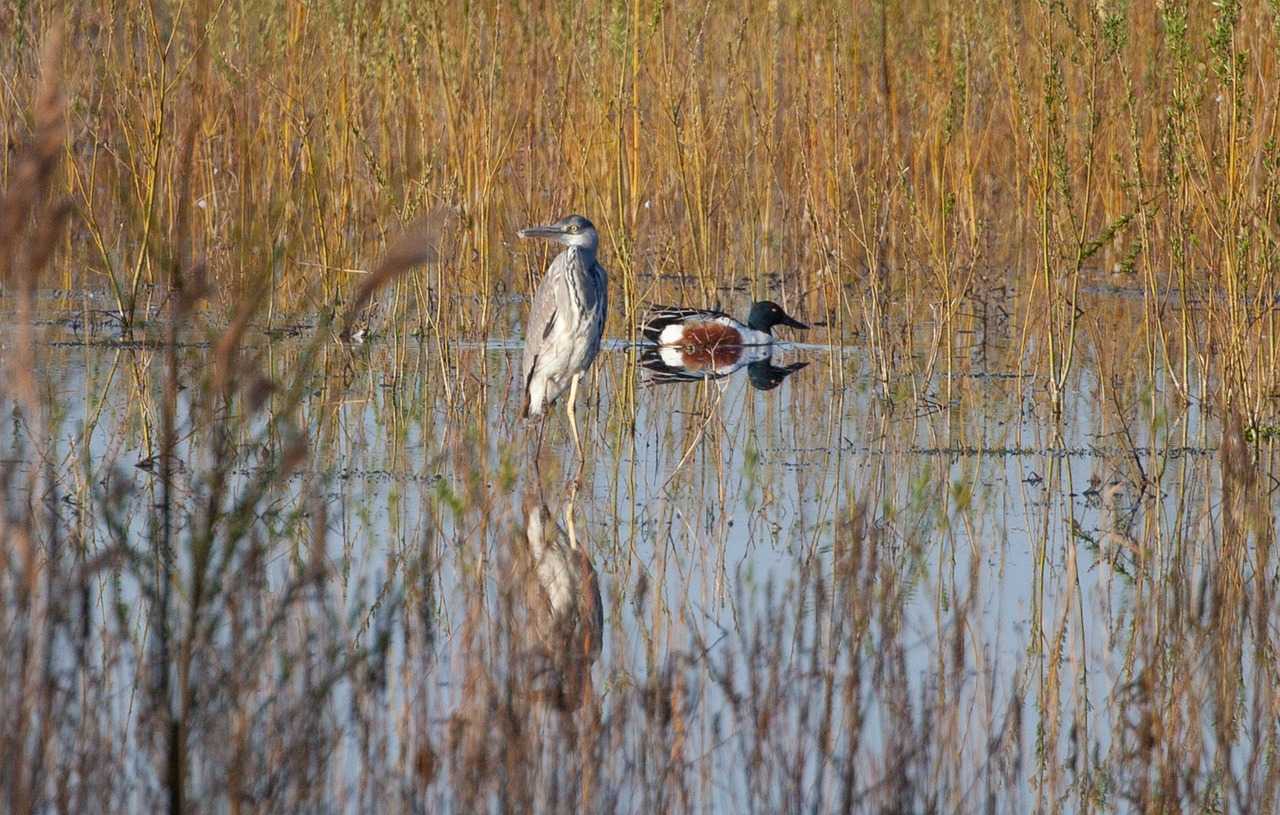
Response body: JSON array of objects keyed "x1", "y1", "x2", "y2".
[
  {"x1": 0, "y1": 1, "x2": 1270, "y2": 430},
  {"x1": 1, "y1": 2, "x2": 1279, "y2": 813}
]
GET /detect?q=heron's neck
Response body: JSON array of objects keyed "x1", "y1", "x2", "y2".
[{"x1": 566, "y1": 245, "x2": 597, "y2": 265}]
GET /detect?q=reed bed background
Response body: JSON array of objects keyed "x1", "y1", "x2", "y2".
[
  {"x1": 0, "y1": 0, "x2": 1274, "y2": 405},
  {"x1": 2, "y1": 1, "x2": 1279, "y2": 813}
]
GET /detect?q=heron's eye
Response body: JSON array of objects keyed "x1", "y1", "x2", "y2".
[{"x1": 568, "y1": 224, "x2": 580, "y2": 233}]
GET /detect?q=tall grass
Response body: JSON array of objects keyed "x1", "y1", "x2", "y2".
[
  {"x1": 0, "y1": 2, "x2": 1269, "y2": 395},
  {"x1": 2, "y1": 1, "x2": 1279, "y2": 812}
]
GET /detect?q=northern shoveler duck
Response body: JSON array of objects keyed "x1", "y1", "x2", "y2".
[
  {"x1": 640, "y1": 300, "x2": 808, "y2": 348},
  {"x1": 640, "y1": 345, "x2": 809, "y2": 391}
]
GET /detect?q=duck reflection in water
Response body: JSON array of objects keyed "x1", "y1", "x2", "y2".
[
  {"x1": 520, "y1": 500, "x2": 603, "y2": 711},
  {"x1": 638, "y1": 300, "x2": 809, "y2": 391},
  {"x1": 639, "y1": 343, "x2": 809, "y2": 391}
]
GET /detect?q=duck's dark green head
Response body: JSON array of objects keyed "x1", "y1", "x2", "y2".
[{"x1": 747, "y1": 300, "x2": 808, "y2": 334}]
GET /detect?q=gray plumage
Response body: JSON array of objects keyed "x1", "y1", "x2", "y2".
[
  {"x1": 518, "y1": 214, "x2": 608, "y2": 423},
  {"x1": 522, "y1": 502, "x2": 603, "y2": 710}
]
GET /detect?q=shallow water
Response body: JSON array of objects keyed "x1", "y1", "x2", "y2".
[{"x1": 2, "y1": 291, "x2": 1275, "y2": 812}]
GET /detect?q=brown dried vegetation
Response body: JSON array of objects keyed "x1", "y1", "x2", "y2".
[{"x1": 1, "y1": 2, "x2": 1279, "y2": 813}]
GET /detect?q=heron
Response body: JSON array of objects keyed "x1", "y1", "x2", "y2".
[
  {"x1": 518, "y1": 214, "x2": 608, "y2": 453},
  {"x1": 523, "y1": 501, "x2": 603, "y2": 710}
]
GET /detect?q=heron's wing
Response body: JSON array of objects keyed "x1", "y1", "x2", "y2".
[
  {"x1": 522, "y1": 266, "x2": 561, "y2": 390},
  {"x1": 593, "y1": 261, "x2": 608, "y2": 339}
]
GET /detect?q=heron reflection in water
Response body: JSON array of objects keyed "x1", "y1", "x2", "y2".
[{"x1": 520, "y1": 500, "x2": 603, "y2": 711}]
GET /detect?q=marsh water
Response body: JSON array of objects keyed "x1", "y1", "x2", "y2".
[{"x1": 3, "y1": 285, "x2": 1274, "y2": 812}]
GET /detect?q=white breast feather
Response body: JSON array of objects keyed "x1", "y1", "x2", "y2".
[
  {"x1": 658, "y1": 324, "x2": 685, "y2": 345},
  {"x1": 536, "y1": 550, "x2": 576, "y2": 620},
  {"x1": 658, "y1": 345, "x2": 686, "y2": 367}
]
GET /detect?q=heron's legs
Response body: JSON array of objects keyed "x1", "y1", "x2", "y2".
[
  {"x1": 566, "y1": 373, "x2": 582, "y2": 456},
  {"x1": 564, "y1": 480, "x2": 579, "y2": 550},
  {"x1": 529, "y1": 419, "x2": 547, "y2": 476}
]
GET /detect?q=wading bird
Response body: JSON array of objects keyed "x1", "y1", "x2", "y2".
[
  {"x1": 523, "y1": 501, "x2": 603, "y2": 710},
  {"x1": 640, "y1": 300, "x2": 808, "y2": 348},
  {"x1": 518, "y1": 214, "x2": 608, "y2": 453}
]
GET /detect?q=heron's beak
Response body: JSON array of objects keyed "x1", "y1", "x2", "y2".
[
  {"x1": 780, "y1": 313, "x2": 809, "y2": 330},
  {"x1": 517, "y1": 224, "x2": 566, "y2": 240}
]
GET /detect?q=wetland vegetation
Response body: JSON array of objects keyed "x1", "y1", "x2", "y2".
[{"x1": 2, "y1": 1, "x2": 1280, "y2": 812}]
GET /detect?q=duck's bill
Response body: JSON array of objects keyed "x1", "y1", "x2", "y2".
[
  {"x1": 781, "y1": 315, "x2": 809, "y2": 330},
  {"x1": 517, "y1": 224, "x2": 565, "y2": 239}
]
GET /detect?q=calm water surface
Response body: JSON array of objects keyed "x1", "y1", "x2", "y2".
[{"x1": 2, "y1": 289, "x2": 1269, "y2": 812}]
